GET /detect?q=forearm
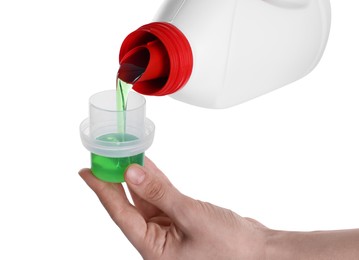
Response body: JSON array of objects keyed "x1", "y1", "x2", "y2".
[{"x1": 266, "y1": 229, "x2": 359, "y2": 260}]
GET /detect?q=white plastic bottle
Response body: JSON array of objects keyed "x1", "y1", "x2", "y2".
[{"x1": 119, "y1": 0, "x2": 331, "y2": 108}]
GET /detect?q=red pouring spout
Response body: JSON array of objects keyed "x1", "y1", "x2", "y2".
[
  {"x1": 119, "y1": 22, "x2": 193, "y2": 96},
  {"x1": 119, "y1": 40, "x2": 170, "y2": 83}
]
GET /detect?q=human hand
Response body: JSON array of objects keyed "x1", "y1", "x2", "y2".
[{"x1": 79, "y1": 157, "x2": 268, "y2": 259}]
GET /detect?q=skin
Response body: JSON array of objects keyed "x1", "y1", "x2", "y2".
[{"x1": 79, "y1": 157, "x2": 359, "y2": 260}]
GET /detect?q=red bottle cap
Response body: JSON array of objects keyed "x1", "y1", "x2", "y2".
[{"x1": 119, "y1": 22, "x2": 193, "y2": 96}]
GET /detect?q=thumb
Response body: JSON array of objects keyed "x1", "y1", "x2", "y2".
[{"x1": 125, "y1": 159, "x2": 191, "y2": 224}]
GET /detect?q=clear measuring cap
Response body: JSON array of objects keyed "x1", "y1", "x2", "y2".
[{"x1": 80, "y1": 90, "x2": 155, "y2": 182}]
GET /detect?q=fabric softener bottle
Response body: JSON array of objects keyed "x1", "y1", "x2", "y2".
[{"x1": 119, "y1": 0, "x2": 331, "y2": 108}]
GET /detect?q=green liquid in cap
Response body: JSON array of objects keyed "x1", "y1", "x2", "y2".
[{"x1": 91, "y1": 133, "x2": 144, "y2": 183}]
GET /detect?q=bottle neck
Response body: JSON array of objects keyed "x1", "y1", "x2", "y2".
[{"x1": 119, "y1": 22, "x2": 193, "y2": 96}]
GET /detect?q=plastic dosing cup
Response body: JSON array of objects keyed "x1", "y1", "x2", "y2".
[{"x1": 80, "y1": 90, "x2": 155, "y2": 183}]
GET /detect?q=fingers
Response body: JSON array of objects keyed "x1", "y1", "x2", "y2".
[
  {"x1": 128, "y1": 188, "x2": 164, "y2": 221},
  {"x1": 79, "y1": 168, "x2": 147, "y2": 251},
  {"x1": 125, "y1": 158, "x2": 192, "y2": 227},
  {"x1": 127, "y1": 158, "x2": 167, "y2": 220}
]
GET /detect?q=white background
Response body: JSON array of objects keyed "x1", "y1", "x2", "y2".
[{"x1": 0, "y1": 1, "x2": 358, "y2": 259}]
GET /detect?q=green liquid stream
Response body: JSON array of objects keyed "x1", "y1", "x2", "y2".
[
  {"x1": 90, "y1": 64, "x2": 145, "y2": 183},
  {"x1": 116, "y1": 78, "x2": 133, "y2": 137},
  {"x1": 116, "y1": 63, "x2": 145, "y2": 136}
]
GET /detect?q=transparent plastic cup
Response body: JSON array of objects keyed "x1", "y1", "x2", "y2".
[{"x1": 80, "y1": 90, "x2": 155, "y2": 183}]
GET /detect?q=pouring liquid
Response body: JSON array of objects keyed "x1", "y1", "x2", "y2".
[
  {"x1": 116, "y1": 63, "x2": 146, "y2": 138},
  {"x1": 90, "y1": 64, "x2": 146, "y2": 183}
]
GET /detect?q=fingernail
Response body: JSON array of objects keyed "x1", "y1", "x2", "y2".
[{"x1": 126, "y1": 166, "x2": 145, "y2": 185}]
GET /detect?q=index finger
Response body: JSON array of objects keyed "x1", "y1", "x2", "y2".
[{"x1": 79, "y1": 168, "x2": 147, "y2": 251}]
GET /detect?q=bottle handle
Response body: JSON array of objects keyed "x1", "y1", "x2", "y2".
[{"x1": 262, "y1": 0, "x2": 310, "y2": 9}]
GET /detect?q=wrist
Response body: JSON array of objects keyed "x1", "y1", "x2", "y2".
[{"x1": 265, "y1": 229, "x2": 359, "y2": 259}]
